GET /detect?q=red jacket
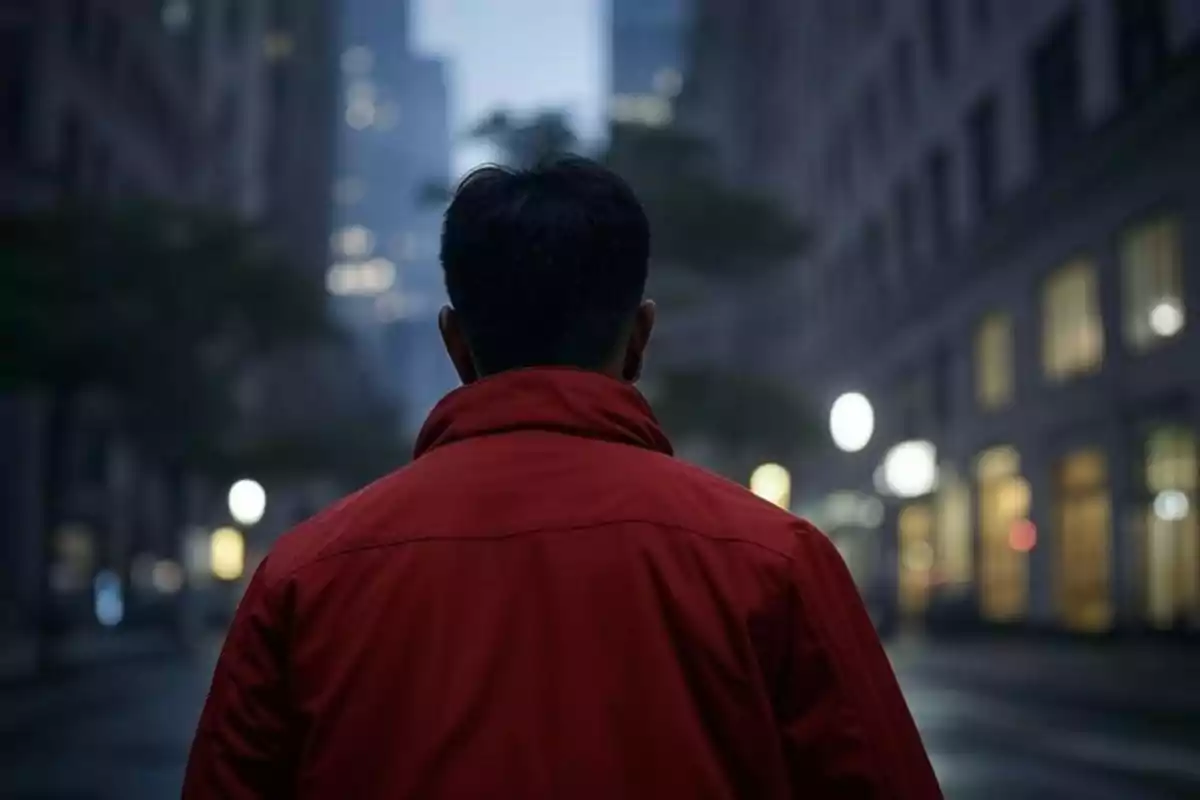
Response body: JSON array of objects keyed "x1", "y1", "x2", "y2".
[{"x1": 185, "y1": 368, "x2": 941, "y2": 799}]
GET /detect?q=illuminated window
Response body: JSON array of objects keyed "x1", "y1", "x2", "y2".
[
  {"x1": 935, "y1": 464, "x2": 972, "y2": 586},
  {"x1": 977, "y1": 446, "x2": 1029, "y2": 621},
  {"x1": 610, "y1": 94, "x2": 673, "y2": 127},
  {"x1": 161, "y1": 0, "x2": 192, "y2": 33},
  {"x1": 263, "y1": 32, "x2": 295, "y2": 61},
  {"x1": 1143, "y1": 427, "x2": 1199, "y2": 629},
  {"x1": 1042, "y1": 258, "x2": 1104, "y2": 381},
  {"x1": 898, "y1": 503, "x2": 935, "y2": 620},
  {"x1": 1054, "y1": 450, "x2": 1112, "y2": 632},
  {"x1": 974, "y1": 312, "x2": 1013, "y2": 409},
  {"x1": 1122, "y1": 215, "x2": 1185, "y2": 350}
]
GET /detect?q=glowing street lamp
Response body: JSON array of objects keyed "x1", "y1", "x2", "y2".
[
  {"x1": 1149, "y1": 299, "x2": 1184, "y2": 338},
  {"x1": 227, "y1": 479, "x2": 267, "y2": 526},
  {"x1": 750, "y1": 463, "x2": 792, "y2": 509},
  {"x1": 881, "y1": 440, "x2": 938, "y2": 499},
  {"x1": 829, "y1": 392, "x2": 875, "y2": 453},
  {"x1": 210, "y1": 527, "x2": 245, "y2": 582}
]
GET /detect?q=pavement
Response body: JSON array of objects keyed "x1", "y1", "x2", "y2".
[{"x1": 1, "y1": 635, "x2": 1198, "y2": 799}]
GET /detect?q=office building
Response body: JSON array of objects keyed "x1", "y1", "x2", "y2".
[
  {"x1": 331, "y1": 0, "x2": 457, "y2": 430},
  {"x1": 683, "y1": 0, "x2": 1200, "y2": 634},
  {"x1": 0, "y1": 0, "x2": 344, "y2": 670},
  {"x1": 608, "y1": 0, "x2": 689, "y2": 127}
]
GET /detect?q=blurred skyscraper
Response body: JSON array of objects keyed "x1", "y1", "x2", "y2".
[
  {"x1": 682, "y1": 0, "x2": 1200, "y2": 636},
  {"x1": 607, "y1": 0, "x2": 689, "y2": 127},
  {"x1": 330, "y1": 0, "x2": 457, "y2": 431}
]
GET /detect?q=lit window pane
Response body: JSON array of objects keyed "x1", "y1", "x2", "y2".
[
  {"x1": 1042, "y1": 259, "x2": 1103, "y2": 381},
  {"x1": 974, "y1": 312, "x2": 1013, "y2": 409},
  {"x1": 1054, "y1": 450, "x2": 1112, "y2": 632},
  {"x1": 1123, "y1": 215, "x2": 1185, "y2": 350}
]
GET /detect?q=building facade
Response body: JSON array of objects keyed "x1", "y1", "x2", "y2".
[
  {"x1": 330, "y1": 0, "x2": 457, "y2": 430},
  {"x1": 0, "y1": 0, "x2": 343, "y2": 666},
  {"x1": 608, "y1": 0, "x2": 689, "y2": 127},
  {"x1": 684, "y1": 0, "x2": 1200, "y2": 634}
]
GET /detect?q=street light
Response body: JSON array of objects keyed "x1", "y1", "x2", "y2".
[
  {"x1": 228, "y1": 479, "x2": 267, "y2": 526},
  {"x1": 881, "y1": 440, "x2": 938, "y2": 498},
  {"x1": 1149, "y1": 298, "x2": 1184, "y2": 338},
  {"x1": 750, "y1": 463, "x2": 792, "y2": 509},
  {"x1": 210, "y1": 527, "x2": 245, "y2": 582},
  {"x1": 829, "y1": 392, "x2": 875, "y2": 453}
]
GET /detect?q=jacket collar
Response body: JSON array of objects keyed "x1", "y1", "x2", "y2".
[{"x1": 414, "y1": 367, "x2": 674, "y2": 459}]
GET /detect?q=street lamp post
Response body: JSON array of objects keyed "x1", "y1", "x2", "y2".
[
  {"x1": 830, "y1": 392, "x2": 875, "y2": 453},
  {"x1": 881, "y1": 440, "x2": 938, "y2": 499},
  {"x1": 227, "y1": 478, "x2": 267, "y2": 527}
]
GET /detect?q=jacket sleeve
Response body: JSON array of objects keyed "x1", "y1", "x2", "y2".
[
  {"x1": 183, "y1": 557, "x2": 298, "y2": 799},
  {"x1": 775, "y1": 521, "x2": 942, "y2": 799}
]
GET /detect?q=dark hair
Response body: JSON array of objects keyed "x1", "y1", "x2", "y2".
[{"x1": 440, "y1": 157, "x2": 650, "y2": 375}]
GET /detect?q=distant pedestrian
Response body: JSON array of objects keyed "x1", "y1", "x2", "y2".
[{"x1": 184, "y1": 158, "x2": 941, "y2": 799}]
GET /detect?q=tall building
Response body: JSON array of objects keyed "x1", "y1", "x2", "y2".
[
  {"x1": 684, "y1": 0, "x2": 1200, "y2": 635},
  {"x1": 0, "y1": 0, "x2": 345, "y2": 671},
  {"x1": 261, "y1": 0, "x2": 342, "y2": 276},
  {"x1": 330, "y1": 0, "x2": 457, "y2": 430},
  {"x1": 0, "y1": 0, "x2": 210, "y2": 662},
  {"x1": 607, "y1": 0, "x2": 689, "y2": 127}
]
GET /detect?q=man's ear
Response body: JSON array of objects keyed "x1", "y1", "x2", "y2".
[
  {"x1": 439, "y1": 305, "x2": 479, "y2": 384},
  {"x1": 622, "y1": 300, "x2": 656, "y2": 383}
]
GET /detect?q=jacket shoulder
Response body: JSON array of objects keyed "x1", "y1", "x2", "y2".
[
  {"x1": 637, "y1": 453, "x2": 812, "y2": 560},
  {"x1": 253, "y1": 467, "x2": 411, "y2": 586}
]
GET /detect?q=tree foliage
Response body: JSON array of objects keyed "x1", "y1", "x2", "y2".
[
  {"x1": 451, "y1": 111, "x2": 819, "y2": 471},
  {"x1": 604, "y1": 123, "x2": 811, "y2": 280},
  {"x1": 648, "y1": 368, "x2": 822, "y2": 466},
  {"x1": 0, "y1": 202, "x2": 402, "y2": 481},
  {"x1": 1, "y1": 202, "x2": 332, "y2": 388}
]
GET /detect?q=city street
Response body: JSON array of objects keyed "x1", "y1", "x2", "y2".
[{"x1": 1, "y1": 637, "x2": 1198, "y2": 799}]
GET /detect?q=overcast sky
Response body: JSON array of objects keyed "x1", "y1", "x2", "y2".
[{"x1": 413, "y1": 0, "x2": 605, "y2": 176}]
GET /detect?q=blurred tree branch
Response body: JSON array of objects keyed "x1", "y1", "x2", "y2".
[{"x1": 0, "y1": 202, "x2": 407, "y2": 487}]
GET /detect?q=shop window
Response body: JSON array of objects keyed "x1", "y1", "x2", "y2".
[
  {"x1": 974, "y1": 312, "x2": 1014, "y2": 409},
  {"x1": 1143, "y1": 427, "x2": 1200, "y2": 629},
  {"x1": 976, "y1": 446, "x2": 1030, "y2": 621},
  {"x1": 1123, "y1": 215, "x2": 1185, "y2": 350},
  {"x1": 1042, "y1": 259, "x2": 1104, "y2": 381},
  {"x1": 935, "y1": 464, "x2": 972, "y2": 587},
  {"x1": 1054, "y1": 450, "x2": 1113, "y2": 632},
  {"x1": 898, "y1": 503, "x2": 936, "y2": 620}
]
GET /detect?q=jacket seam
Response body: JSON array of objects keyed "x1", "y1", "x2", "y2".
[
  {"x1": 787, "y1": 522, "x2": 891, "y2": 789},
  {"x1": 282, "y1": 519, "x2": 796, "y2": 584}
]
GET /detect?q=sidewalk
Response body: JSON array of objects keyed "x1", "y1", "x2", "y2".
[
  {"x1": 0, "y1": 627, "x2": 185, "y2": 685},
  {"x1": 889, "y1": 635, "x2": 1200, "y2": 711}
]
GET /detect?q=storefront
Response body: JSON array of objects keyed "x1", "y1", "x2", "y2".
[
  {"x1": 976, "y1": 446, "x2": 1032, "y2": 623},
  {"x1": 1141, "y1": 426, "x2": 1200, "y2": 630},
  {"x1": 1053, "y1": 449, "x2": 1113, "y2": 632}
]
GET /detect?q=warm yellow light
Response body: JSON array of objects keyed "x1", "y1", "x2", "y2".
[
  {"x1": 750, "y1": 463, "x2": 792, "y2": 509},
  {"x1": 210, "y1": 527, "x2": 245, "y2": 581}
]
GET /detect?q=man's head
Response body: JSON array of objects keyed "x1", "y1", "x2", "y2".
[{"x1": 438, "y1": 157, "x2": 655, "y2": 383}]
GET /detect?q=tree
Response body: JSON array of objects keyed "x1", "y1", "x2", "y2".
[
  {"x1": 469, "y1": 109, "x2": 579, "y2": 170},
  {"x1": 446, "y1": 111, "x2": 819, "y2": 474},
  {"x1": 1, "y1": 201, "x2": 355, "y2": 662}
]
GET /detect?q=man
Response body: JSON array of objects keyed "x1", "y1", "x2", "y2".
[{"x1": 184, "y1": 158, "x2": 941, "y2": 798}]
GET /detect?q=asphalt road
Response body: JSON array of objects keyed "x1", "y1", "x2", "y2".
[{"x1": 2, "y1": 637, "x2": 1198, "y2": 799}]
